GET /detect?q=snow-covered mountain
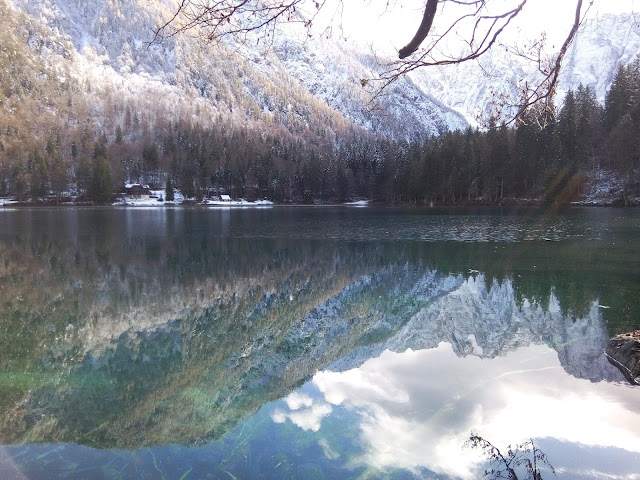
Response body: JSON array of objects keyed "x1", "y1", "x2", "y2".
[
  {"x1": 559, "y1": 13, "x2": 640, "y2": 101},
  {"x1": 5, "y1": 0, "x2": 639, "y2": 138},
  {"x1": 6, "y1": 0, "x2": 467, "y2": 141},
  {"x1": 411, "y1": 13, "x2": 640, "y2": 126}
]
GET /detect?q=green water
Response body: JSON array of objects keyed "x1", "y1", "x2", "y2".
[{"x1": 0, "y1": 206, "x2": 639, "y2": 479}]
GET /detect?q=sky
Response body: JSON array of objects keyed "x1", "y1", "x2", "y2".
[{"x1": 311, "y1": 0, "x2": 639, "y2": 56}]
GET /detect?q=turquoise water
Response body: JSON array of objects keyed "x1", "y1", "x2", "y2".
[{"x1": 0, "y1": 207, "x2": 639, "y2": 479}]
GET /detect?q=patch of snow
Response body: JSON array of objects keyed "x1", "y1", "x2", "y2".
[
  {"x1": 571, "y1": 169, "x2": 637, "y2": 206},
  {"x1": 201, "y1": 198, "x2": 274, "y2": 207},
  {"x1": 467, "y1": 334, "x2": 484, "y2": 356},
  {"x1": 115, "y1": 197, "x2": 165, "y2": 207}
]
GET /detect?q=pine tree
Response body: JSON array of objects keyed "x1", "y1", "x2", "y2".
[
  {"x1": 604, "y1": 60, "x2": 640, "y2": 172},
  {"x1": 575, "y1": 84, "x2": 603, "y2": 170},
  {"x1": 179, "y1": 158, "x2": 196, "y2": 200},
  {"x1": 142, "y1": 143, "x2": 159, "y2": 185},
  {"x1": 165, "y1": 175, "x2": 175, "y2": 202},
  {"x1": 89, "y1": 144, "x2": 113, "y2": 204},
  {"x1": 558, "y1": 89, "x2": 578, "y2": 166},
  {"x1": 336, "y1": 161, "x2": 348, "y2": 203},
  {"x1": 29, "y1": 151, "x2": 48, "y2": 200},
  {"x1": 50, "y1": 155, "x2": 67, "y2": 202},
  {"x1": 76, "y1": 156, "x2": 92, "y2": 198},
  {"x1": 115, "y1": 125, "x2": 124, "y2": 144},
  {"x1": 10, "y1": 157, "x2": 27, "y2": 201},
  {"x1": 605, "y1": 62, "x2": 639, "y2": 132}
]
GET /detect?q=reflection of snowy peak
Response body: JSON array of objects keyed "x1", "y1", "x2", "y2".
[
  {"x1": 6, "y1": 253, "x2": 619, "y2": 448},
  {"x1": 327, "y1": 274, "x2": 618, "y2": 383}
]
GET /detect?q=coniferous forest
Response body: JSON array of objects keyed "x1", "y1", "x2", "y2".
[{"x1": 1, "y1": 58, "x2": 639, "y2": 206}]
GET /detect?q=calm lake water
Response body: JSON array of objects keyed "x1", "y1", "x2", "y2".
[{"x1": 0, "y1": 206, "x2": 639, "y2": 479}]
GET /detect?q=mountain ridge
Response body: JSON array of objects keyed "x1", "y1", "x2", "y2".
[
  {"x1": 7, "y1": 0, "x2": 469, "y2": 142},
  {"x1": 5, "y1": 0, "x2": 640, "y2": 137},
  {"x1": 2, "y1": 0, "x2": 639, "y2": 205},
  {"x1": 411, "y1": 13, "x2": 640, "y2": 126}
]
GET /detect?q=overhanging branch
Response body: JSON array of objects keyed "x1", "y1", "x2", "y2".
[{"x1": 398, "y1": 0, "x2": 439, "y2": 59}]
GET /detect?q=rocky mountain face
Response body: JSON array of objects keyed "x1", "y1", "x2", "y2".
[
  {"x1": 411, "y1": 13, "x2": 640, "y2": 126},
  {"x1": 5, "y1": 0, "x2": 467, "y2": 144},
  {"x1": 10, "y1": 0, "x2": 639, "y2": 142}
]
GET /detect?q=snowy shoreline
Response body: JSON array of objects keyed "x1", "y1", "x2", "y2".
[
  {"x1": 3, "y1": 170, "x2": 637, "y2": 208},
  {"x1": 2, "y1": 199, "x2": 637, "y2": 208}
]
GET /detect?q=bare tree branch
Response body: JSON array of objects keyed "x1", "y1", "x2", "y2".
[
  {"x1": 367, "y1": 0, "x2": 529, "y2": 105},
  {"x1": 154, "y1": 0, "x2": 597, "y2": 127},
  {"x1": 153, "y1": 0, "x2": 333, "y2": 46},
  {"x1": 399, "y1": 0, "x2": 439, "y2": 59},
  {"x1": 511, "y1": 0, "x2": 592, "y2": 128}
]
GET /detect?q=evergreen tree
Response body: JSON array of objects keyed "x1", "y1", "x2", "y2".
[
  {"x1": 604, "y1": 61, "x2": 640, "y2": 172},
  {"x1": 165, "y1": 174, "x2": 175, "y2": 202},
  {"x1": 608, "y1": 113, "x2": 638, "y2": 171},
  {"x1": 575, "y1": 84, "x2": 603, "y2": 170},
  {"x1": 179, "y1": 157, "x2": 196, "y2": 199},
  {"x1": 115, "y1": 125, "x2": 124, "y2": 144},
  {"x1": 514, "y1": 114, "x2": 540, "y2": 193},
  {"x1": 605, "y1": 61, "x2": 640, "y2": 132},
  {"x1": 29, "y1": 151, "x2": 48, "y2": 200},
  {"x1": 142, "y1": 143, "x2": 159, "y2": 185},
  {"x1": 336, "y1": 161, "x2": 348, "y2": 202},
  {"x1": 89, "y1": 144, "x2": 113, "y2": 204},
  {"x1": 50, "y1": 155, "x2": 67, "y2": 202},
  {"x1": 10, "y1": 157, "x2": 27, "y2": 201},
  {"x1": 76, "y1": 156, "x2": 92, "y2": 198},
  {"x1": 462, "y1": 128, "x2": 480, "y2": 200},
  {"x1": 557, "y1": 90, "x2": 578, "y2": 165}
]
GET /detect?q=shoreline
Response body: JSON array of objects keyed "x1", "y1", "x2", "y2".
[{"x1": 1, "y1": 198, "x2": 637, "y2": 209}]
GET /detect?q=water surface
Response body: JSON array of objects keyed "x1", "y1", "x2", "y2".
[{"x1": 0, "y1": 207, "x2": 639, "y2": 479}]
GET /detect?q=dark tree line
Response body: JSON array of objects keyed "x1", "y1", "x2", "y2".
[{"x1": 2, "y1": 61, "x2": 639, "y2": 205}]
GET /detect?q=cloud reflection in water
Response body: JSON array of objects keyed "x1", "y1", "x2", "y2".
[{"x1": 274, "y1": 343, "x2": 640, "y2": 479}]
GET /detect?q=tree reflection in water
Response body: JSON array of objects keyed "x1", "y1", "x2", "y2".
[{"x1": 0, "y1": 208, "x2": 638, "y2": 479}]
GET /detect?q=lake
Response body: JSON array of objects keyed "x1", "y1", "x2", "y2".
[{"x1": 0, "y1": 206, "x2": 639, "y2": 479}]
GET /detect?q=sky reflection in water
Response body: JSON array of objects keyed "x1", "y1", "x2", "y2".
[
  {"x1": 275, "y1": 343, "x2": 640, "y2": 479},
  {"x1": 0, "y1": 207, "x2": 639, "y2": 479}
]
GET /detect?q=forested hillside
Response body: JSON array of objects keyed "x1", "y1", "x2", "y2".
[{"x1": 0, "y1": 0, "x2": 638, "y2": 205}]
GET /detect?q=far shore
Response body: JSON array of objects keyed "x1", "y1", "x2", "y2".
[{"x1": 1, "y1": 197, "x2": 638, "y2": 209}]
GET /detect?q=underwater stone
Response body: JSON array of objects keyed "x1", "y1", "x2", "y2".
[{"x1": 605, "y1": 331, "x2": 640, "y2": 385}]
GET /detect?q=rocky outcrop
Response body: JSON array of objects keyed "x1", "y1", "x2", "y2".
[{"x1": 605, "y1": 331, "x2": 640, "y2": 385}]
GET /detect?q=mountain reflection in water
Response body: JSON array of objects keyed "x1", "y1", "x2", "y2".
[{"x1": 0, "y1": 207, "x2": 638, "y2": 479}]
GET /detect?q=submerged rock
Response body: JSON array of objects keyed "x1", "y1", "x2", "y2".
[{"x1": 605, "y1": 331, "x2": 640, "y2": 385}]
